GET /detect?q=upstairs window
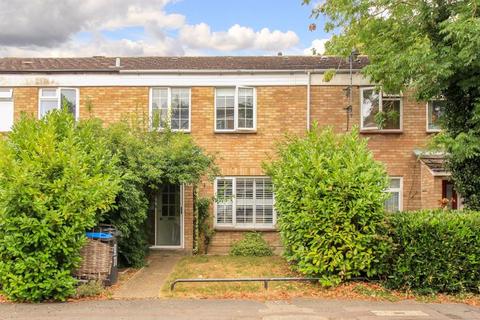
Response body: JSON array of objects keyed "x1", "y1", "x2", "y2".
[
  {"x1": 361, "y1": 88, "x2": 402, "y2": 131},
  {"x1": 384, "y1": 177, "x2": 403, "y2": 212},
  {"x1": 39, "y1": 88, "x2": 78, "y2": 119},
  {"x1": 215, "y1": 177, "x2": 274, "y2": 228},
  {"x1": 215, "y1": 87, "x2": 256, "y2": 132},
  {"x1": 427, "y1": 100, "x2": 445, "y2": 132},
  {"x1": 0, "y1": 88, "x2": 13, "y2": 132},
  {"x1": 150, "y1": 88, "x2": 190, "y2": 131}
]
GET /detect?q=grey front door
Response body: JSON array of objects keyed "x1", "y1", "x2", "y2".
[{"x1": 155, "y1": 184, "x2": 182, "y2": 247}]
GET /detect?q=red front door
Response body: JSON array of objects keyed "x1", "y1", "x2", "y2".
[{"x1": 442, "y1": 180, "x2": 458, "y2": 210}]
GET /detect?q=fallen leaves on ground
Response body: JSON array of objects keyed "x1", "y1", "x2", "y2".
[{"x1": 162, "y1": 255, "x2": 480, "y2": 306}]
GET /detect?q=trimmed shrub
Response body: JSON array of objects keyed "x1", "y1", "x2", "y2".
[
  {"x1": 230, "y1": 232, "x2": 273, "y2": 257},
  {"x1": 386, "y1": 210, "x2": 480, "y2": 293},
  {"x1": 0, "y1": 111, "x2": 120, "y2": 301},
  {"x1": 264, "y1": 126, "x2": 391, "y2": 286}
]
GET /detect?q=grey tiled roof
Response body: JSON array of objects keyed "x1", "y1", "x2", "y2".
[{"x1": 0, "y1": 56, "x2": 369, "y2": 73}]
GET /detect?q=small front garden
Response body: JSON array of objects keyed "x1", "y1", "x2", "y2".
[
  {"x1": 0, "y1": 109, "x2": 216, "y2": 302},
  {"x1": 163, "y1": 255, "x2": 480, "y2": 306}
]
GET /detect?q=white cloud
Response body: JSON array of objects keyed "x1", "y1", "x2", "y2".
[
  {"x1": 304, "y1": 38, "x2": 330, "y2": 55},
  {"x1": 0, "y1": 36, "x2": 184, "y2": 57},
  {"x1": 0, "y1": 0, "x2": 178, "y2": 47},
  {"x1": 0, "y1": 0, "x2": 302, "y2": 56},
  {"x1": 179, "y1": 23, "x2": 299, "y2": 52}
]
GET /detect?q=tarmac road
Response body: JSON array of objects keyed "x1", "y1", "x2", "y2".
[{"x1": 0, "y1": 298, "x2": 478, "y2": 320}]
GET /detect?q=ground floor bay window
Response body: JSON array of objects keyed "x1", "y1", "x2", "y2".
[{"x1": 215, "y1": 177, "x2": 275, "y2": 229}]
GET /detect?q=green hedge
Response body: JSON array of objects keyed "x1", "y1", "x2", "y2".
[
  {"x1": 0, "y1": 111, "x2": 120, "y2": 301},
  {"x1": 264, "y1": 126, "x2": 391, "y2": 286},
  {"x1": 386, "y1": 210, "x2": 480, "y2": 293}
]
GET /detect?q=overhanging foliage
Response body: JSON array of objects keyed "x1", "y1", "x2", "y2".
[{"x1": 304, "y1": 0, "x2": 480, "y2": 209}]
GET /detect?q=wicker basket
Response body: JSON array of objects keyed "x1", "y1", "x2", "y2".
[{"x1": 75, "y1": 238, "x2": 113, "y2": 282}]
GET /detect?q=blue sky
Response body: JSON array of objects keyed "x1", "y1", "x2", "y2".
[
  {"x1": 163, "y1": 0, "x2": 328, "y2": 49},
  {"x1": 0, "y1": 0, "x2": 331, "y2": 57}
]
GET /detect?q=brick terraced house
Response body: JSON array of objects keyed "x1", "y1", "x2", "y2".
[{"x1": 0, "y1": 56, "x2": 457, "y2": 254}]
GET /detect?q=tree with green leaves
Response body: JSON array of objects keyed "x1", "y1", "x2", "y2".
[{"x1": 304, "y1": 0, "x2": 480, "y2": 208}]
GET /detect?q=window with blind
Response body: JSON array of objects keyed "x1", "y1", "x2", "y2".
[
  {"x1": 215, "y1": 177, "x2": 275, "y2": 228},
  {"x1": 384, "y1": 177, "x2": 403, "y2": 212},
  {"x1": 150, "y1": 87, "x2": 190, "y2": 131}
]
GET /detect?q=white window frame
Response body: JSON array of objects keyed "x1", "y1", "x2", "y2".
[
  {"x1": 38, "y1": 88, "x2": 79, "y2": 120},
  {"x1": 214, "y1": 176, "x2": 275, "y2": 230},
  {"x1": 0, "y1": 88, "x2": 14, "y2": 132},
  {"x1": 0, "y1": 88, "x2": 13, "y2": 99},
  {"x1": 214, "y1": 86, "x2": 257, "y2": 132},
  {"x1": 360, "y1": 87, "x2": 403, "y2": 132},
  {"x1": 385, "y1": 177, "x2": 403, "y2": 212},
  {"x1": 426, "y1": 100, "x2": 444, "y2": 133},
  {"x1": 149, "y1": 87, "x2": 191, "y2": 132}
]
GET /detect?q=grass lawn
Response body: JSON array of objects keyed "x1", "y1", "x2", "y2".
[{"x1": 162, "y1": 255, "x2": 480, "y2": 306}]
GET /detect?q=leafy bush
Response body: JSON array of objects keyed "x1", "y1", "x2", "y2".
[
  {"x1": 230, "y1": 232, "x2": 273, "y2": 257},
  {"x1": 386, "y1": 210, "x2": 480, "y2": 293},
  {"x1": 194, "y1": 196, "x2": 215, "y2": 254},
  {"x1": 264, "y1": 125, "x2": 391, "y2": 286},
  {"x1": 75, "y1": 280, "x2": 104, "y2": 298},
  {"x1": 0, "y1": 110, "x2": 120, "y2": 302}
]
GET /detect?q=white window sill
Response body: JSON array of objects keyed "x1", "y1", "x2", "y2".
[
  {"x1": 152, "y1": 128, "x2": 191, "y2": 133},
  {"x1": 214, "y1": 130, "x2": 257, "y2": 134},
  {"x1": 214, "y1": 226, "x2": 277, "y2": 232},
  {"x1": 360, "y1": 129, "x2": 403, "y2": 134},
  {"x1": 426, "y1": 129, "x2": 441, "y2": 134}
]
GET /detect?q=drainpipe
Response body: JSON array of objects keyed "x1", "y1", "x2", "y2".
[{"x1": 306, "y1": 71, "x2": 312, "y2": 131}]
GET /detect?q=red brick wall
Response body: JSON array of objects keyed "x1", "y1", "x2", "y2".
[{"x1": 208, "y1": 231, "x2": 282, "y2": 255}]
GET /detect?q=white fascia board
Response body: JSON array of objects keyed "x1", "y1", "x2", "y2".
[
  {"x1": 0, "y1": 72, "x2": 372, "y2": 87},
  {"x1": 310, "y1": 73, "x2": 372, "y2": 86}
]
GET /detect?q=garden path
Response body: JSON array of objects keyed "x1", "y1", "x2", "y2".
[{"x1": 113, "y1": 251, "x2": 182, "y2": 299}]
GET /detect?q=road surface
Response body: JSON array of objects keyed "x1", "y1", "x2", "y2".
[{"x1": 0, "y1": 298, "x2": 478, "y2": 320}]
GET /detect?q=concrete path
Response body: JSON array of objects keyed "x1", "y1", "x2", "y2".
[
  {"x1": 113, "y1": 251, "x2": 182, "y2": 299},
  {"x1": 0, "y1": 299, "x2": 478, "y2": 320}
]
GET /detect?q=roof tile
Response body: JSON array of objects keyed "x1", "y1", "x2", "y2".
[{"x1": 0, "y1": 56, "x2": 369, "y2": 73}]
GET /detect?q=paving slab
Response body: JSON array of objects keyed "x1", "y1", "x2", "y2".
[{"x1": 113, "y1": 251, "x2": 182, "y2": 299}]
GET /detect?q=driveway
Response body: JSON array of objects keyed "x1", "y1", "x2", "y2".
[{"x1": 0, "y1": 298, "x2": 478, "y2": 320}]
